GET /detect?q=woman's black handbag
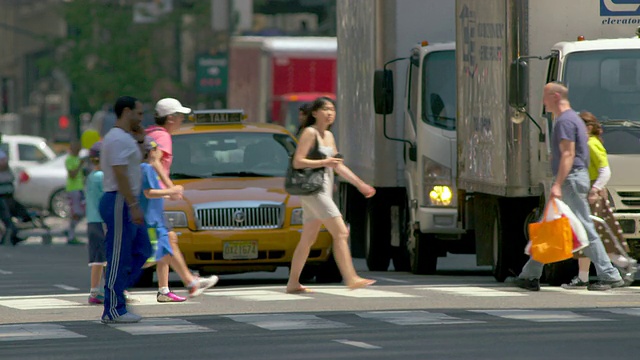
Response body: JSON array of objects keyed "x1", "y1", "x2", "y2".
[{"x1": 284, "y1": 135, "x2": 325, "y2": 196}]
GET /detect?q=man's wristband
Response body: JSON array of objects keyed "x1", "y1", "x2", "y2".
[{"x1": 128, "y1": 201, "x2": 139, "y2": 208}]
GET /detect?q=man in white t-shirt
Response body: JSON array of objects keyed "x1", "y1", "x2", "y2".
[{"x1": 99, "y1": 96, "x2": 151, "y2": 324}]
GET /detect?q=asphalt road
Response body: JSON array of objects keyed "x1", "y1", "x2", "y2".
[{"x1": 1, "y1": 218, "x2": 639, "y2": 359}]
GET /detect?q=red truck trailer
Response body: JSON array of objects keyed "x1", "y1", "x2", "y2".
[{"x1": 227, "y1": 36, "x2": 337, "y2": 129}]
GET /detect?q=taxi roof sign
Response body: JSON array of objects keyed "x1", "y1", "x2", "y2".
[{"x1": 192, "y1": 109, "x2": 244, "y2": 124}]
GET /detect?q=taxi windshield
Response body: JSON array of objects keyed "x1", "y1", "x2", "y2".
[{"x1": 171, "y1": 132, "x2": 296, "y2": 179}]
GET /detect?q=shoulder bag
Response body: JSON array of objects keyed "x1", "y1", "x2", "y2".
[{"x1": 284, "y1": 133, "x2": 326, "y2": 196}]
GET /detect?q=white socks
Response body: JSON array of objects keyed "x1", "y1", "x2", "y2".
[{"x1": 159, "y1": 287, "x2": 170, "y2": 295}]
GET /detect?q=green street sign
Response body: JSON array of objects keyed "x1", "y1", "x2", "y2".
[{"x1": 196, "y1": 54, "x2": 228, "y2": 94}]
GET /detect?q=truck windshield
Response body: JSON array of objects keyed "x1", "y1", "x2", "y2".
[
  {"x1": 171, "y1": 132, "x2": 296, "y2": 179},
  {"x1": 421, "y1": 50, "x2": 456, "y2": 130},
  {"x1": 564, "y1": 49, "x2": 640, "y2": 123}
]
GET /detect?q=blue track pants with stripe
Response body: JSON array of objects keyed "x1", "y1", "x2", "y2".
[{"x1": 99, "y1": 191, "x2": 151, "y2": 320}]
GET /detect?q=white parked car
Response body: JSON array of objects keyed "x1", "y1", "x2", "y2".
[
  {"x1": 14, "y1": 149, "x2": 88, "y2": 218},
  {"x1": 1, "y1": 135, "x2": 58, "y2": 174}
]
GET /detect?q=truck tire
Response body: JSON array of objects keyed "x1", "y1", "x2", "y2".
[
  {"x1": 340, "y1": 183, "x2": 367, "y2": 258},
  {"x1": 409, "y1": 230, "x2": 438, "y2": 275},
  {"x1": 543, "y1": 259, "x2": 577, "y2": 286},
  {"x1": 391, "y1": 201, "x2": 410, "y2": 272},
  {"x1": 365, "y1": 196, "x2": 391, "y2": 271},
  {"x1": 487, "y1": 196, "x2": 539, "y2": 282}
]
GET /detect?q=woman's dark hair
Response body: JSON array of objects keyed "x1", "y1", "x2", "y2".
[
  {"x1": 579, "y1": 111, "x2": 604, "y2": 144},
  {"x1": 114, "y1": 96, "x2": 138, "y2": 118},
  {"x1": 300, "y1": 96, "x2": 335, "y2": 131},
  {"x1": 154, "y1": 114, "x2": 169, "y2": 126}
]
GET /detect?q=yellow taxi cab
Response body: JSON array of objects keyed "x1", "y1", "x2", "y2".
[{"x1": 161, "y1": 109, "x2": 338, "y2": 281}]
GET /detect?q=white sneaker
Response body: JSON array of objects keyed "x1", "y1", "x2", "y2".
[
  {"x1": 101, "y1": 312, "x2": 142, "y2": 324},
  {"x1": 189, "y1": 275, "x2": 219, "y2": 298}
]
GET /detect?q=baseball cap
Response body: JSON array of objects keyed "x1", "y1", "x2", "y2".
[
  {"x1": 89, "y1": 141, "x2": 102, "y2": 158},
  {"x1": 143, "y1": 136, "x2": 159, "y2": 153},
  {"x1": 155, "y1": 98, "x2": 191, "y2": 117}
]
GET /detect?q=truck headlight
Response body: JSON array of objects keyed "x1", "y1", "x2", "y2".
[
  {"x1": 164, "y1": 211, "x2": 188, "y2": 228},
  {"x1": 290, "y1": 208, "x2": 304, "y2": 225},
  {"x1": 423, "y1": 156, "x2": 455, "y2": 207}
]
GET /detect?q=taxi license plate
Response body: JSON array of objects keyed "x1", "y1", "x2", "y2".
[{"x1": 223, "y1": 241, "x2": 258, "y2": 260}]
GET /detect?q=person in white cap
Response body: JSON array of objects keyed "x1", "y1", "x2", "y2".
[
  {"x1": 146, "y1": 98, "x2": 194, "y2": 302},
  {"x1": 146, "y1": 98, "x2": 191, "y2": 189}
]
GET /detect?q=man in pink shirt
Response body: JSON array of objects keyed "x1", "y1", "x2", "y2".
[{"x1": 146, "y1": 98, "x2": 191, "y2": 189}]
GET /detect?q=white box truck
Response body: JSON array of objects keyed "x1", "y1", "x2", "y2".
[
  {"x1": 344, "y1": 0, "x2": 640, "y2": 283},
  {"x1": 453, "y1": 0, "x2": 640, "y2": 283},
  {"x1": 336, "y1": 0, "x2": 456, "y2": 272}
]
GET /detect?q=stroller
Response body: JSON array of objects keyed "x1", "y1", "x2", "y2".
[{"x1": 1, "y1": 195, "x2": 53, "y2": 245}]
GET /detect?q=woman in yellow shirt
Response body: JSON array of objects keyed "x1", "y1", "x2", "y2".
[{"x1": 562, "y1": 111, "x2": 637, "y2": 288}]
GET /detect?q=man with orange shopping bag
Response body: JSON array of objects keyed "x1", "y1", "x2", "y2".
[{"x1": 514, "y1": 82, "x2": 623, "y2": 291}]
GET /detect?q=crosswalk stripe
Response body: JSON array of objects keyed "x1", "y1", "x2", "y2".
[
  {"x1": 600, "y1": 308, "x2": 640, "y2": 316},
  {"x1": 357, "y1": 310, "x2": 484, "y2": 325},
  {"x1": 206, "y1": 289, "x2": 311, "y2": 301},
  {"x1": 417, "y1": 286, "x2": 527, "y2": 297},
  {"x1": 0, "y1": 324, "x2": 85, "y2": 341},
  {"x1": 105, "y1": 318, "x2": 213, "y2": 335},
  {"x1": 312, "y1": 288, "x2": 417, "y2": 298},
  {"x1": 223, "y1": 313, "x2": 351, "y2": 331},
  {"x1": 542, "y1": 287, "x2": 617, "y2": 296},
  {"x1": 470, "y1": 309, "x2": 611, "y2": 322},
  {"x1": 0, "y1": 298, "x2": 83, "y2": 310}
]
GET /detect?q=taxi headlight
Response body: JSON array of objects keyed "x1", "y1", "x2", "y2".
[
  {"x1": 290, "y1": 208, "x2": 304, "y2": 225},
  {"x1": 164, "y1": 211, "x2": 188, "y2": 228}
]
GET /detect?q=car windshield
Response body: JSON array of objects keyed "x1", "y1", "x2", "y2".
[{"x1": 170, "y1": 132, "x2": 297, "y2": 179}]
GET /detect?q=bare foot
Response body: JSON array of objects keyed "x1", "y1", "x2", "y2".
[
  {"x1": 347, "y1": 278, "x2": 376, "y2": 290},
  {"x1": 286, "y1": 285, "x2": 314, "y2": 294}
]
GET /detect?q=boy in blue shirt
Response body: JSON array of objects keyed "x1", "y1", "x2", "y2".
[
  {"x1": 85, "y1": 142, "x2": 106, "y2": 304},
  {"x1": 140, "y1": 137, "x2": 218, "y2": 302}
]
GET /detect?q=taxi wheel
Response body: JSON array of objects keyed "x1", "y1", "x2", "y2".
[
  {"x1": 315, "y1": 255, "x2": 342, "y2": 283},
  {"x1": 134, "y1": 268, "x2": 155, "y2": 288},
  {"x1": 300, "y1": 265, "x2": 317, "y2": 283}
]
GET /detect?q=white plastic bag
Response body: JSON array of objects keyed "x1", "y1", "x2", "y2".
[{"x1": 525, "y1": 198, "x2": 589, "y2": 255}]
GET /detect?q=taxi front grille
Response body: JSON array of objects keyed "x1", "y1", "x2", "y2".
[{"x1": 196, "y1": 206, "x2": 283, "y2": 230}]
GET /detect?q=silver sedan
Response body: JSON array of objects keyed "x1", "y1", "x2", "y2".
[{"x1": 14, "y1": 150, "x2": 88, "y2": 218}]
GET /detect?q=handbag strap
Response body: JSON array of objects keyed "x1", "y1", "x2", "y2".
[{"x1": 542, "y1": 197, "x2": 560, "y2": 221}]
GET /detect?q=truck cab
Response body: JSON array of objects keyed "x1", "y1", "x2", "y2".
[
  {"x1": 400, "y1": 42, "x2": 471, "y2": 273},
  {"x1": 536, "y1": 36, "x2": 640, "y2": 281}
]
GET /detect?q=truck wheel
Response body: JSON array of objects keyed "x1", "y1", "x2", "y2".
[
  {"x1": 491, "y1": 197, "x2": 539, "y2": 282},
  {"x1": 391, "y1": 203, "x2": 410, "y2": 272},
  {"x1": 543, "y1": 259, "x2": 577, "y2": 286},
  {"x1": 409, "y1": 230, "x2": 438, "y2": 274},
  {"x1": 365, "y1": 197, "x2": 391, "y2": 271}
]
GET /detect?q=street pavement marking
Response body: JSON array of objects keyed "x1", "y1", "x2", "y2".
[
  {"x1": 0, "y1": 324, "x2": 85, "y2": 341},
  {"x1": 312, "y1": 288, "x2": 417, "y2": 298},
  {"x1": 471, "y1": 310, "x2": 611, "y2": 322},
  {"x1": 0, "y1": 269, "x2": 13, "y2": 275},
  {"x1": 600, "y1": 308, "x2": 640, "y2": 316},
  {"x1": 224, "y1": 313, "x2": 351, "y2": 331},
  {"x1": 357, "y1": 310, "x2": 484, "y2": 325},
  {"x1": 0, "y1": 298, "x2": 83, "y2": 310},
  {"x1": 417, "y1": 286, "x2": 527, "y2": 297},
  {"x1": 206, "y1": 289, "x2": 312, "y2": 301},
  {"x1": 54, "y1": 284, "x2": 80, "y2": 291},
  {"x1": 371, "y1": 276, "x2": 410, "y2": 283},
  {"x1": 105, "y1": 318, "x2": 214, "y2": 335},
  {"x1": 334, "y1": 339, "x2": 381, "y2": 349},
  {"x1": 542, "y1": 287, "x2": 617, "y2": 296},
  {"x1": 124, "y1": 294, "x2": 198, "y2": 306}
]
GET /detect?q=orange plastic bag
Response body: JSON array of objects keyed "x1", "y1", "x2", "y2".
[{"x1": 527, "y1": 200, "x2": 573, "y2": 264}]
